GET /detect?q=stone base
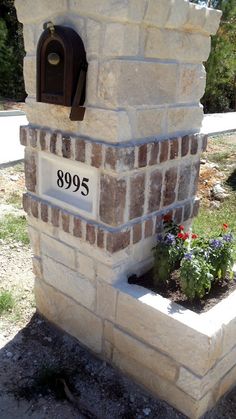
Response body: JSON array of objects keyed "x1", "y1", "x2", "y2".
[{"x1": 31, "y1": 216, "x2": 236, "y2": 419}]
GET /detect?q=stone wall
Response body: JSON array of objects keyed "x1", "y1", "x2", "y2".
[{"x1": 15, "y1": 1, "x2": 223, "y2": 417}]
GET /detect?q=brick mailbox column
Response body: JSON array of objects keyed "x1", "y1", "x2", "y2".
[{"x1": 16, "y1": 0, "x2": 221, "y2": 408}]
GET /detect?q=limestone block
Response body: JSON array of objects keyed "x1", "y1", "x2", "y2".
[
  {"x1": 28, "y1": 226, "x2": 40, "y2": 257},
  {"x1": 42, "y1": 255, "x2": 96, "y2": 310},
  {"x1": 104, "y1": 320, "x2": 114, "y2": 343},
  {"x1": 113, "y1": 328, "x2": 177, "y2": 382},
  {"x1": 203, "y1": 8, "x2": 222, "y2": 36},
  {"x1": 24, "y1": 56, "x2": 36, "y2": 98},
  {"x1": 184, "y1": 3, "x2": 207, "y2": 32},
  {"x1": 144, "y1": 0, "x2": 171, "y2": 27},
  {"x1": 41, "y1": 234, "x2": 76, "y2": 269},
  {"x1": 35, "y1": 278, "x2": 103, "y2": 353},
  {"x1": 165, "y1": 0, "x2": 189, "y2": 29},
  {"x1": 96, "y1": 281, "x2": 118, "y2": 321},
  {"x1": 80, "y1": 108, "x2": 132, "y2": 142},
  {"x1": 145, "y1": 29, "x2": 211, "y2": 63},
  {"x1": 167, "y1": 106, "x2": 203, "y2": 136},
  {"x1": 178, "y1": 65, "x2": 206, "y2": 103},
  {"x1": 103, "y1": 23, "x2": 139, "y2": 57},
  {"x1": 86, "y1": 19, "x2": 101, "y2": 57},
  {"x1": 177, "y1": 346, "x2": 236, "y2": 400},
  {"x1": 15, "y1": 0, "x2": 68, "y2": 24},
  {"x1": 69, "y1": 0, "x2": 146, "y2": 22},
  {"x1": 23, "y1": 24, "x2": 36, "y2": 54},
  {"x1": 85, "y1": 61, "x2": 98, "y2": 106},
  {"x1": 134, "y1": 108, "x2": 166, "y2": 139},
  {"x1": 98, "y1": 60, "x2": 178, "y2": 107},
  {"x1": 96, "y1": 262, "x2": 122, "y2": 285},
  {"x1": 77, "y1": 252, "x2": 96, "y2": 281},
  {"x1": 115, "y1": 284, "x2": 222, "y2": 375},
  {"x1": 32, "y1": 256, "x2": 43, "y2": 278},
  {"x1": 217, "y1": 364, "x2": 236, "y2": 401},
  {"x1": 112, "y1": 349, "x2": 215, "y2": 419}
]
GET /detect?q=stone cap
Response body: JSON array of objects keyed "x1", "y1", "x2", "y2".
[{"x1": 16, "y1": 0, "x2": 222, "y2": 36}]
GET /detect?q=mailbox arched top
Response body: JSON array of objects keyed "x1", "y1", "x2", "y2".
[{"x1": 37, "y1": 25, "x2": 87, "y2": 112}]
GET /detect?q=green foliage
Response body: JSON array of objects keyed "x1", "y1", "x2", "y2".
[
  {"x1": 0, "y1": 0, "x2": 25, "y2": 101},
  {"x1": 0, "y1": 290, "x2": 14, "y2": 315},
  {"x1": 0, "y1": 214, "x2": 29, "y2": 245},
  {"x1": 192, "y1": 0, "x2": 236, "y2": 112},
  {"x1": 180, "y1": 255, "x2": 213, "y2": 300}
]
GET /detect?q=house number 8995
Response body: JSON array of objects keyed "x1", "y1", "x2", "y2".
[{"x1": 57, "y1": 170, "x2": 90, "y2": 196}]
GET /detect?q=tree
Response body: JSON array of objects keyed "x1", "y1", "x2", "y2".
[
  {"x1": 192, "y1": 0, "x2": 236, "y2": 112},
  {"x1": 0, "y1": 0, "x2": 26, "y2": 101}
]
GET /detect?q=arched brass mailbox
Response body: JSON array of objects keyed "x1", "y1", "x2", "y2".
[{"x1": 37, "y1": 23, "x2": 87, "y2": 121}]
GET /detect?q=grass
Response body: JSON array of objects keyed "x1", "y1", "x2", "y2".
[
  {"x1": 0, "y1": 214, "x2": 29, "y2": 245},
  {"x1": 0, "y1": 290, "x2": 14, "y2": 315},
  {"x1": 6, "y1": 192, "x2": 22, "y2": 208}
]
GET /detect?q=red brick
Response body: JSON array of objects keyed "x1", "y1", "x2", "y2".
[
  {"x1": 29, "y1": 128, "x2": 37, "y2": 148},
  {"x1": 105, "y1": 147, "x2": 135, "y2": 172},
  {"x1": 41, "y1": 203, "x2": 48, "y2": 223},
  {"x1": 51, "y1": 207, "x2": 60, "y2": 227},
  {"x1": 50, "y1": 132, "x2": 57, "y2": 154},
  {"x1": 25, "y1": 149, "x2": 36, "y2": 192},
  {"x1": 31, "y1": 199, "x2": 38, "y2": 218},
  {"x1": 40, "y1": 130, "x2": 46, "y2": 150},
  {"x1": 62, "y1": 136, "x2": 71, "y2": 159},
  {"x1": 183, "y1": 202, "x2": 192, "y2": 221},
  {"x1": 148, "y1": 169, "x2": 162, "y2": 213},
  {"x1": 145, "y1": 219, "x2": 153, "y2": 238},
  {"x1": 106, "y1": 230, "x2": 130, "y2": 253},
  {"x1": 97, "y1": 228, "x2": 104, "y2": 248},
  {"x1": 73, "y1": 217, "x2": 82, "y2": 238},
  {"x1": 20, "y1": 126, "x2": 28, "y2": 146},
  {"x1": 75, "y1": 138, "x2": 85, "y2": 162},
  {"x1": 22, "y1": 193, "x2": 30, "y2": 213},
  {"x1": 105, "y1": 147, "x2": 117, "y2": 170},
  {"x1": 192, "y1": 198, "x2": 200, "y2": 218},
  {"x1": 174, "y1": 207, "x2": 183, "y2": 225},
  {"x1": 149, "y1": 142, "x2": 159, "y2": 166},
  {"x1": 191, "y1": 134, "x2": 199, "y2": 155},
  {"x1": 133, "y1": 223, "x2": 142, "y2": 244},
  {"x1": 160, "y1": 141, "x2": 169, "y2": 163},
  {"x1": 62, "y1": 212, "x2": 70, "y2": 233},
  {"x1": 86, "y1": 224, "x2": 96, "y2": 245},
  {"x1": 91, "y1": 143, "x2": 102, "y2": 168},
  {"x1": 100, "y1": 175, "x2": 126, "y2": 226},
  {"x1": 138, "y1": 144, "x2": 147, "y2": 168},
  {"x1": 129, "y1": 173, "x2": 145, "y2": 220},
  {"x1": 169, "y1": 138, "x2": 179, "y2": 160},
  {"x1": 178, "y1": 165, "x2": 191, "y2": 201},
  {"x1": 181, "y1": 135, "x2": 190, "y2": 157},
  {"x1": 163, "y1": 168, "x2": 178, "y2": 207}
]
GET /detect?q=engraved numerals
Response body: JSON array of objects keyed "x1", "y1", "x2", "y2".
[{"x1": 57, "y1": 170, "x2": 89, "y2": 196}]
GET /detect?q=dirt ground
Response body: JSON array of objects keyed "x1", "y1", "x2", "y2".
[{"x1": 1, "y1": 135, "x2": 236, "y2": 418}]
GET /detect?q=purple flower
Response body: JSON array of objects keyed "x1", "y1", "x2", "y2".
[
  {"x1": 164, "y1": 233, "x2": 176, "y2": 246},
  {"x1": 184, "y1": 252, "x2": 193, "y2": 260},
  {"x1": 223, "y1": 233, "x2": 233, "y2": 243},
  {"x1": 157, "y1": 234, "x2": 163, "y2": 243},
  {"x1": 209, "y1": 239, "x2": 223, "y2": 249}
]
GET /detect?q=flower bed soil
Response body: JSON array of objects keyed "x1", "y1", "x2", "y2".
[{"x1": 128, "y1": 269, "x2": 236, "y2": 314}]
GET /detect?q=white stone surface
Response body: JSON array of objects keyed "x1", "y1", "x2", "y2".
[
  {"x1": 42, "y1": 255, "x2": 96, "y2": 310},
  {"x1": 167, "y1": 106, "x2": 203, "y2": 136},
  {"x1": 15, "y1": 0, "x2": 68, "y2": 23},
  {"x1": 77, "y1": 252, "x2": 96, "y2": 281},
  {"x1": 96, "y1": 281, "x2": 117, "y2": 321},
  {"x1": 41, "y1": 233, "x2": 76, "y2": 269},
  {"x1": 35, "y1": 277, "x2": 103, "y2": 353}
]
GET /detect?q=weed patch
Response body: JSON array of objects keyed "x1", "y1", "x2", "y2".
[
  {"x1": 0, "y1": 214, "x2": 29, "y2": 245},
  {"x1": 0, "y1": 290, "x2": 14, "y2": 315}
]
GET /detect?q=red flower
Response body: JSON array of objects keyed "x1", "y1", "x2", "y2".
[
  {"x1": 179, "y1": 225, "x2": 185, "y2": 231},
  {"x1": 223, "y1": 223, "x2": 228, "y2": 230},
  {"x1": 163, "y1": 213, "x2": 172, "y2": 222},
  {"x1": 183, "y1": 233, "x2": 190, "y2": 240},
  {"x1": 177, "y1": 233, "x2": 185, "y2": 239},
  {"x1": 192, "y1": 234, "x2": 198, "y2": 239}
]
